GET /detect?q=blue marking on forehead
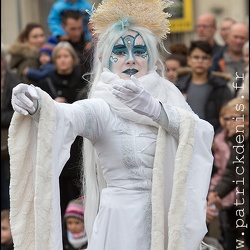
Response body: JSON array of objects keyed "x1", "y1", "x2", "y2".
[{"x1": 121, "y1": 33, "x2": 140, "y2": 47}]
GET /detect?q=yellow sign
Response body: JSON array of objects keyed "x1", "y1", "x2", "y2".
[{"x1": 167, "y1": 0, "x2": 193, "y2": 33}]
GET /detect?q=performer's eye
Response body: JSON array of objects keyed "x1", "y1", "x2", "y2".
[
  {"x1": 133, "y1": 45, "x2": 147, "y2": 56},
  {"x1": 112, "y1": 45, "x2": 127, "y2": 56}
]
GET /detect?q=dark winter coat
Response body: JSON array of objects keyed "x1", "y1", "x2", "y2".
[
  {"x1": 1, "y1": 71, "x2": 21, "y2": 128},
  {"x1": 35, "y1": 65, "x2": 88, "y2": 177},
  {"x1": 47, "y1": 35, "x2": 92, "y2": 76},
  {"x1": 1, "y1": 243, "x2": 14, "y2": 250},
  {"x1": 35, "y1": 65, "x2": 89, "y2": 216},
  {"x1": 8, "y1": 43, "x2": 40, "y2": 84},
  {"x1": 176, "y1": 71, "x2": 233, "y2": 132},
  {"x1": 213, "y1": 135, "x2": 249, "y2": 215},
  {"x1": 1, "y1": 70, "x2": 21, "y2": 160},
  {"x1": 35, "y1": 66, "x2": 88, "y2": 103}
]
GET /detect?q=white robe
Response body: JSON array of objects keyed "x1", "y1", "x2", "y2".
[{"x1": 8, "y1": 71, "x2": 214, "y2": 250}]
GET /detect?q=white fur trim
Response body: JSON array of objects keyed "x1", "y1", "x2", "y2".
[
  {"x1": 150, "y1": 108, "x2": 195, "y2": 250},
  {"x1": 8, "y1": 89, "x2": 56, "y2": 249},
  {"x1": 151, "y1": 127, "x2": 169, "y2": 250},
  {"x1": 167, "y1": 108, "x2": 195, "y2": 249}
]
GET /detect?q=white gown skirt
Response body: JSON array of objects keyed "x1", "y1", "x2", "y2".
[{"x1": 87, "y1": 187, "x2": 152, "y2": 250}]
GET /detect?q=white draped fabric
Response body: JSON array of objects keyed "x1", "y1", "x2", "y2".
[{"x1": 8, "y1": 70, "x2": 214, "y2": 250}]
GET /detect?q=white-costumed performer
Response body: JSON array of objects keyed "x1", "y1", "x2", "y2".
[{"x1": 8, "y1": 0, "x2": 214, "y2": 249}]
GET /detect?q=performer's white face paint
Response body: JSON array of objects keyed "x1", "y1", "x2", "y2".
[{"x1": 109, "y1": 30, "x2": 149, "y2": 79}]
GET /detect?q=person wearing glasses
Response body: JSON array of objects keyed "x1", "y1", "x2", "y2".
[
  {"x1": 211, "y1": 23, "x2": 248, "y2": 96},
  {"x1": 176, "y1": 40, "x2": 233, "y2": 133},
  {"x1": 219, "y1": 18, "x2": 236, "y2": 49},
  {"x1": 207, "y1": 97, "x2": 249, "y2": 249},
  {"x1": 195, "y1": 13, "x2": 224, "y2": 58}
]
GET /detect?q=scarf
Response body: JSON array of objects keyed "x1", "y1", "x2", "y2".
[
  {"x1": 93, "y1": 68, "x2": 192, "y2": 125},
  {"x1": 67, "y1": 231, "x2": 88, "y2": 248}
]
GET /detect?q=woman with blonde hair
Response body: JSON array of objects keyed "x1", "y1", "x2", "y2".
[
  {"x1": 35, "y1": 41, "x2": 87, "y2": 102},
  {"x1": 35, "y1": 41, "x2": 88, "y2": 219}
]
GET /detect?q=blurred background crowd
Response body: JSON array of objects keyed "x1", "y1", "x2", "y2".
[{"x1": 1, "y1": 0, "x2": 249, "y2": 249}]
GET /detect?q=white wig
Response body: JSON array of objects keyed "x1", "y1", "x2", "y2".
[
  {"x1": 88, "y1": 21, "x2": 166, "y2": 97},
  {"x1": 82, "y1": 20, "x2": 166, "y2": 240}
]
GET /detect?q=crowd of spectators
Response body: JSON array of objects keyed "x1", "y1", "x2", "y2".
[{"x1": 1, "y1": 2, "x2": 249, "y2": 249}]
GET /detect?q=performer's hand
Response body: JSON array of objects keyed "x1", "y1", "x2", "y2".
[
  {"x1": 11, "y1": 83, "x2": 40, "y2": 115},
  {"x1": 112, "y1": 75, "x2": 161, "y2": 120}
]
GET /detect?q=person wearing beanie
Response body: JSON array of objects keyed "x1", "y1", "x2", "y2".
[
  {"x1": 39, "y1": 42, "x2": 55, "y2": 58},
  {"x1": 22, "y1": 42, "x2": 55, "y2": 83},
  {"x1": 63, "y1": 198, "x2": 88, "y2": 250}
]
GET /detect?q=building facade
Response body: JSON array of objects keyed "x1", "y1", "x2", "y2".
[{"x1": 1, "y1": 0, "x2": 249, "y2": 48}]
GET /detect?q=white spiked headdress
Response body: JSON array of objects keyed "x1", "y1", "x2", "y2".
[{"x1": 89, "y1": 0, "x2": 173, "y2": 40}]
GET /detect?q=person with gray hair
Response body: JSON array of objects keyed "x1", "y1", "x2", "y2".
[
  {"x1": 196, "y1": 13, "x2": 224, "y2": 58},
  {"x1": 212, "y1": 23, "x2": 249, "y2": 96},
  {"x1": 8, "y1": 1, "x2": 214, "y2": 249},
  {"x1": 219, "y1": 17, "x2": 236, "y2": 46}
]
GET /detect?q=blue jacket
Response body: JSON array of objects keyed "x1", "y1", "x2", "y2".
[
  {"x1": 47, "y1": 0, "x2": 92, "y2": 41},
  {"x1": 26, "y1": 63, "x2": 55, "y2": 81}
]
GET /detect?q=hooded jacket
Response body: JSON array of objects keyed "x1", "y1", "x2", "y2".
[
  {"x1": 47, "y1": 0, "x2": 92, "y2": 41},
  {"x1": 8, "y1": 43, "x2": 39, "y2": 84}
]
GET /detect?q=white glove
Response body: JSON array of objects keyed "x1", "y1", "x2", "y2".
[
  {"x1": 112, "y1": 75, "x2": 161, "y2": 120},
  {"x1": 11, "y1": 83, "x2": 40, "y2": 115}
]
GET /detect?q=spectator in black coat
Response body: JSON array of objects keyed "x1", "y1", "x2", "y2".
[
  {"x1": 35, "y1": 41, "x2": 89, "y2": 219},
  {"x1": 176, "y1": 40, "x2": 233, "y2": 133}
]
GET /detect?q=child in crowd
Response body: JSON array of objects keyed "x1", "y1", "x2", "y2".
[
  {"x1": 63, "y1": 198, "x2": 88, "y2": 250},
  {"x1": 1, "y1": 210, "x2": 14, "y2": 250},
  {"x1": 176, "y1": 40, "x2": 233, "y2": 132},
  {"x1": 23, "y1": 42, "x2": 55, "y2": 82},
  {"x1": 164, "y1": 54, "x2": 186, "y2": 84}
]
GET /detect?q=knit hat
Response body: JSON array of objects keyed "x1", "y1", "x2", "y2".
[
  {"x1": 39, "y1": 42, "x2": 55, "y2": 57},
  {"x1": 64, "y1": 198, "x2": 84, "y2": 222}
]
